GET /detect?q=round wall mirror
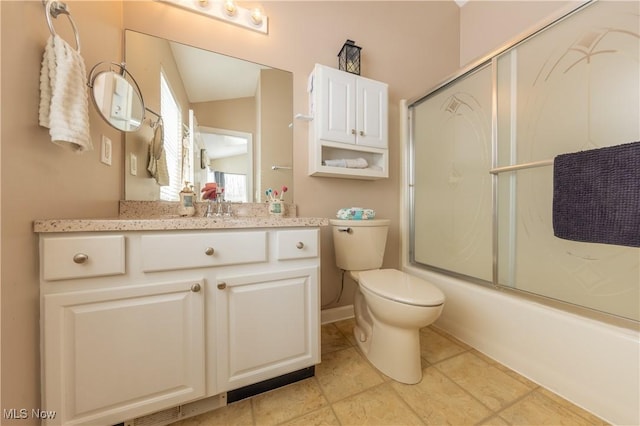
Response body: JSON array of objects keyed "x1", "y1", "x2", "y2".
[{"x1": 89, "y1": 63, "x2": 145, "y2": 132}]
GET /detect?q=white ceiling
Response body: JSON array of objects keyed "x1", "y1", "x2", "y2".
[
  {"x1": 200, "y1": 132, "x2": 248, "y2": 160},
  {"x1": 169, "y1": 41, "x2": 269, "y2": 103}
]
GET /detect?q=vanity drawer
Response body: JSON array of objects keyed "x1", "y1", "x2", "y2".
[
  {"x1": 276, "y1": 229, "x2": 319, "y2": 260},
  {"x1": 140, "y1": 231, "x2": 267, "y2": 272},
  {"x1": 42, "y1": 235, "x2": 126, "y2": 281}
]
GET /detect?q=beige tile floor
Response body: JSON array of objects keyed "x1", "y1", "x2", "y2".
[{"x1": 171, "y1": 319, "x2": 608, "y2": 426}]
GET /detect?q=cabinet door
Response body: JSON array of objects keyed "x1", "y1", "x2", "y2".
[
  {"x1": 317, "y1": 65, "x2": 357, "y2": 144},
  {"x1": 42, "y1": 280, "x2": 205, "y2": 426},
  {"x1": 357, "y1": 78, "x2": 388, "y2": 148},
  {"x1": 215, "y1": 267, "x2": 319, "y2": 391}
]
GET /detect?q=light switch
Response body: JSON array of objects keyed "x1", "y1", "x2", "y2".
[
  {"x1": 130, "y1": 153, "x2": 138, "y2": 176},
  {"x1": 100, "y1": 135, "x2": 112, "y2": 166}
]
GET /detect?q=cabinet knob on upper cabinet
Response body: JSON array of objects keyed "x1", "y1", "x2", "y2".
[
  {"x1": 351, "y1": 129, "x2": 357, "y2": 135},
  {"x1": 191, "y1": 283, "x2": 201, "y2": 292},
  {"x1": 73, "y1": 253, "x2": 89, "y2": 264},
  {"x1": 359, "y1": 131, "x2": 365, "y2": 136},
  {"x1": 204, "y1": 247, "x2": 215, "y2": 256},
  {"x1": 217, "y1": 282, "x2": 227, "y2": 290},
  {"x1": 296, "y1": 242, "x2": 305, "y2": 249}
]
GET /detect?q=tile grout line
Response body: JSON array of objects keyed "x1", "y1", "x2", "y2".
[{"x1": 312, "y1": 374, "x2": 346, "y2": 426}]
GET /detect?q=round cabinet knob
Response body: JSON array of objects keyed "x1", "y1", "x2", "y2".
[
  {"x1": 359, "y1": 130, "x2": 365, "y2": 136},
  {"x1": 296, "y1": 242, "x2": 305, "y2": 249},
  {"x1": 73, "y1": 253, "x2": 89, "y2": 264},
  {"x1": 351, "y1": 129, "x2": 357, "y2": 135},
  {"x1": 191, "y1": 283, "x2": 201, "y2": 292},
  {"x1": 204, "y1": 247, "x2": 215, "y2": 256},
  {"x1": 217, "y1": 282, "x2": 227, "y2": 290}
]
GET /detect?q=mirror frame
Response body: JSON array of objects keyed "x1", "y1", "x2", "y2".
[{"x1": 88, "y1": 62, "x2": 146, "y2": 132}]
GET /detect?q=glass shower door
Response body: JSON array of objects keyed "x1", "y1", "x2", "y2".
[
  {"x1": 495, "y1": 1, "x2": 640, "y2": 321},
  {"x1": 411, "y1": 64, "x2": 493, "y2": 282}
]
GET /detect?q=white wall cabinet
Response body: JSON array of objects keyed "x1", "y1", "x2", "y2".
[
  {"x1": 39, "y1": 227, "x2": 321, "y2": 426},
  {"x1": 308, "y1": 63, "x2": 389, "y2": 179}
]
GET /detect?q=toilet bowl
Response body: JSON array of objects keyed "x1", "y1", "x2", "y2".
[{"x1": 330, "y1": 219, "x2": 445, "y2": 384}]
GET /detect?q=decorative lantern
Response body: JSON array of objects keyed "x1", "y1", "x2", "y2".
[{"x1": 337, "y1": 39, "x2": 361, "y2": 75}]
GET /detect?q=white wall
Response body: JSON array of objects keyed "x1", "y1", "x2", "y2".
[{"x1": 459, "y1": 0, "x2": 578, "y2": 66}]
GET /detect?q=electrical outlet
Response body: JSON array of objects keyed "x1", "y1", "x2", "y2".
[{"x1": 101, "y1": 135, "x2": 112, "y2": 166}]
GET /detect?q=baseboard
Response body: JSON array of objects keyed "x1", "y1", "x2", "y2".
[{"x1": 321, "y1": 304, "x2": 354, "y2": 324}]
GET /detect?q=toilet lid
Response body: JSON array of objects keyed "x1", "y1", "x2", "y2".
[{"x1": 358, "y1": 269, "x2": 445, "y2": 307}]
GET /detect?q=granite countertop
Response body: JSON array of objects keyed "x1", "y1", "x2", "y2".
[
  {"x1": 33, "y1": 216, "x2": 329, "y2": 233},
  {"x1": 34, "y1": 201, "x2": 329, "y2": 233}
]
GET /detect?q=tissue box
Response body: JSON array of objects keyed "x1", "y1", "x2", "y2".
[{"x1": 336, "y1": 207, "x2": 376, "y2": 220}]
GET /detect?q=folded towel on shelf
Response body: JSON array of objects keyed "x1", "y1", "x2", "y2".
[
  {"x1": 552, "y1": 141, "x2": 640, "y2": 247},
  {"x1": 39, "y1": 34, "x2": 92, "y2": 152},
  {"x1": 336, "y1": 207, "x2": 376, "y2": 220},
  {"x1": 147, "y1": 121, "x2": 169, "y2": 186},
  {"x1": 323, "y1": 158, "x2": 369, "y2": 169}
]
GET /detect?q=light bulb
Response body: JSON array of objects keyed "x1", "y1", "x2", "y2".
[
  {"x1": 250, "y1": 7, "x2": 263, "y2": 25},
  {"x1": 223, "y1": 0, "x2": 237, "y2": 17}
]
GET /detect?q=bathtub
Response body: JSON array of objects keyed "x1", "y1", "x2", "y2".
[{"x1": 403, "y1": 264, "x2": 640, "y2": 426}]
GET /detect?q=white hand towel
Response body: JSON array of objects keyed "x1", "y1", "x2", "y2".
[
  {"x1": 345, "y1": 157, "x2": 368, "y2": 168},
  {"x1": 39, "y1": 35, "x2": 92, "y2": 152},
  {"x1": 323, "y1": 158, "x2": 369, "y2": 169}
]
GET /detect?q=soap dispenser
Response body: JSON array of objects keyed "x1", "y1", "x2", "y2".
[{"x1": 178, "y1": 182, "x2": 196, "y2": 217}]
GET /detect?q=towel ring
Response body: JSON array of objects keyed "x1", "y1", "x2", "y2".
[{"x1": 43, "y1": 0, "x2": 81, "y2": 52}]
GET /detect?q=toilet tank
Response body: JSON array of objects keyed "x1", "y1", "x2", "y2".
[{"x1": 330, "y1": 219, "x2": 390, "y2": 271}]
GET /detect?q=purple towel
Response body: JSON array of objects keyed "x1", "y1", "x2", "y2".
[{"x1": 552, "y1": 141, "x2": 640, "y2": 248}]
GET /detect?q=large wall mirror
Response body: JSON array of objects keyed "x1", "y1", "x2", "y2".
[{"x1": 124, "y1": 30, "x2": 293, "y2": 203}]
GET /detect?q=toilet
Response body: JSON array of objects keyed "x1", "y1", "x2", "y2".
[{"x1": 330, "y1": 219, "x2": 445, "y2": 384}]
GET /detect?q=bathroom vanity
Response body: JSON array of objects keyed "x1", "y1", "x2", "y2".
[{"x1": 34, "y1": 212, "x2": 327, "y2": 426}]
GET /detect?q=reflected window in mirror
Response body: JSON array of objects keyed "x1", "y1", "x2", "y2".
[
  {"x1": 201, "y1": 127, "x2": 252, "y2": 202},
  {"x1": 208, "y1": 171, "x2": 248, "y2": 202},
  {"x1": 160, "y1": 71, "x2": 183, "y2": 201}
]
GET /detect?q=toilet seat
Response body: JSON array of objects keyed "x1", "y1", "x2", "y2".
[{"x1": 358, "y1": 269, "x2": 445, "y2": 307}]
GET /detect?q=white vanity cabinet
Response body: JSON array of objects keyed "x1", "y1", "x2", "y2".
[
  {"x1": 38, "y1": 225, "x2": 321, "y2": 426},
  {"x1": 216, "y1": 228, "x2": 320, "y2": 391},
  {"x1": 42, "y1": 279, "x2": 206, "y2": 426},
  {"x1": 216, "y1": 268, "x2": 318, "y2": 391},
  {"x1": 39, "y1": 233, "x2": 207, "y2": 426},
  {"x1": 308, "y1": 63, "x2": 389, "y2": 179}
]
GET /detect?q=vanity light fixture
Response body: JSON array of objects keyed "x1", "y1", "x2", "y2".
[{"x1": 156, "y1": 0, "x2": 268, "y2": 34}]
